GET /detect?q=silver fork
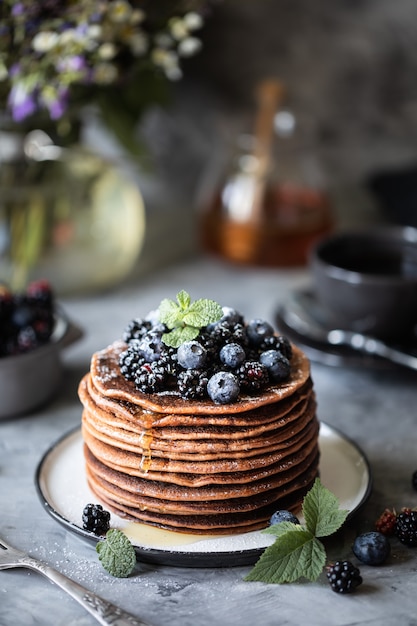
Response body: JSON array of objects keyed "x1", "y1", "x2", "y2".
[{"x1": 0, "y1": 536, "x2": 151, "y2": 626}]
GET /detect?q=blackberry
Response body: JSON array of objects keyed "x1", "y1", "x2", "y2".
[
  {"x1": 178, "y1": 369, "x2": 209, "y2": 399},
  {"x1": 209, "y1": 320, "x2": 235, "y2": 346},
  {"x1": 412, "y1": 470, "x2": 417, "y2": 492},
  {"x1": 237, "y1": 360, "x2": 269, "y2": 393},
  {"x1": 135, "y1": 362, "x2": 167, "y2": 393},
  {"x1": 220, "y1": 306, "x2": 244, "y2": 326},
  {"x1": 122, "y1": 318, "x2": 152, "y2": 344},
  {"x1": 26, "y1": 279, "x2": 54, "y2": 305},
  {"x1": 119, "y1": 344, "x2": 145, "y2": 381},
  {"x1": 17, "y1": 326, "x2": 38, "y2": 352},
  {"x1": 395, "y1": 508, "x2": 417, "y2": 546},
  {"x1": 326, "y1": 561, "x2": 362, "y2": 594},
  {"x1": 82, "y1": 503, "x2": 111, "y2": 535},
  {"x1": 375, "y1": 508, "x2": 397, "y2": 536},
  {"x1": 260, "y1": 334, "x2": 293, "y2": 360},
  {"x1": 159, "y1": 346, "x2": 180, "y2": 376}
]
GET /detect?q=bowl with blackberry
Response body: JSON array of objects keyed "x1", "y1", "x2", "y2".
[{"x1": 0, "y1": 280, "x2": 83, "y2": 419}]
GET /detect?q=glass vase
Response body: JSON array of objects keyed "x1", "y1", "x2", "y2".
[{"x1": 0, "y1": 129, "x2": 146, "y2": 295}]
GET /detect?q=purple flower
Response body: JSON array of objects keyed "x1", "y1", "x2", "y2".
[
  {"x1": 42, "y1": 87, "x2": 69, "y2": 119},
  {"x1": 8, "y1": 83, "x2": 37, "y2": 121},
  {"x1": 57, "y1": 55, "x2": 87, "y2": 74}
]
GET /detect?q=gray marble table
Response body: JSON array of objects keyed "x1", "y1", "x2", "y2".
[{"x1": 1, "y1": 256, "x2": 417, "y2": 626}]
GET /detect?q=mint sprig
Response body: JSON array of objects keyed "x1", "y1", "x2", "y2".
[
  {"x1": 158, "y1": 290, "x2": 223, "y2": 348},
  {"x1": 245, "y1": 478, "x2": 349, "y2": 584},
  {"x1": 96, "y1": 529, "x2": 136, "y2": 578}
]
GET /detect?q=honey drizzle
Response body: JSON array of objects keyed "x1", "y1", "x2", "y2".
[{"x1": 138, "y1": 429, "x2": 153, "y2": 473}]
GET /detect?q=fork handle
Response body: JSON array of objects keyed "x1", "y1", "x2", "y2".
[{"x1": 22, "y1": 556, "x2": 150, "y2": 626}]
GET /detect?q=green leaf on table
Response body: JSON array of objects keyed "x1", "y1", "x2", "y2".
[
  {"x1": 158, "y1": 290, "x2": 223, "y2": 347},
  {"x1": 245, "y1": 478, "x2": 349, "y2": 585},
  {"x1": 303, "y1": 478, "x2": 349, "y2": 538},
  {"x1": 245, "y1": 526, "x2": 326, "y2": 583},
  {"x1": 96, "y1": 529, "x2": 136, "y2": 578}
]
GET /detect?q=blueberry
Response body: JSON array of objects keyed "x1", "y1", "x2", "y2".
[
  {"x1": 247, "y1": 319, "x2": 274, "y2": 346},
  {"x1": 207, "y1": 371, "x2": 240, "y2": 404},
  {"x1": 219, "y1": 343, "x2": 246, "y2": 368},
  {"x1": 138, "y1": 331, "x2": 163, "y2": 362},
  {"x1": 177, "y1": 341, "x2": 207, "y2": 369},
  {"x1": 352, "y1": 531, "x2": 391, "y2": 565},
  {"x1": 259, "y1": 350, "x2": 291, "y2": 382},
  {"x1": 270, "y1": 510, "x2": 300, "y2": 526}
]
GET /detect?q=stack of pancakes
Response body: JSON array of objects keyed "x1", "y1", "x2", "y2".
[{"x1": 79, "y1": 340, "x2": 319, "y2": 535}]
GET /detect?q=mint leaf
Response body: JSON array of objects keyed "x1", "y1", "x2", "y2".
[
  {"x1": 183, "y1": 298, "x2": 224, "y2": 328},
  {"x1": 176, "y1": 290, "x2": 191, "y2": 309},
  {"x1": 303, "y1": 478, "x2": 349, "y2": 538},
  {"x1": 245, "y1": 527, "x2": 326, "y2": 583},
  {"x1": 162, "y1": 325, "x2": 200, "y2": 348},
  {"x1": 158, "y1": 291, "x2": 223, "y2": 347},
  {"x1": 158, "y1": 297, "x2": 182, "y2": 330},
  {"x1": 96, "y1": 529, "x2": 136, "y2": 578}
]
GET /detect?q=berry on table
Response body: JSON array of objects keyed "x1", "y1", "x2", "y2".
[
  {"x1": 82, "y1": 503, "x2": 111, "y2": 535},
  {"x1": 375, "y1": 508, "x2": 397, "y2": 536},
  {"x1": 326, "y1": 561, "x2": 363, "y2": 594},
  {"x1": 270, "y1": 510, "x2": 300, "y2": 526},
  {"x1": 352, "y1": 531, "x2": 391, "y2": 565},
  {"x1": 395, "y1": 508, "x2": 417, "y2": 546}
]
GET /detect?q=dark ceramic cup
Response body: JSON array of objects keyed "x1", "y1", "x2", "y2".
[{"x1": 309, "y1": 226, "x2": 417, "y2": 340}]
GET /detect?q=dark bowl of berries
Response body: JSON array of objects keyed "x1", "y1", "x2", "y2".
[{"x1": 0, "y1": 280, "x2": 83, "y2": 419}]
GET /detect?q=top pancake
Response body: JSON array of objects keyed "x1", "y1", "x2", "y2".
[{"x1": 90, "y1": 340, "x2": 311, "y2": 415}]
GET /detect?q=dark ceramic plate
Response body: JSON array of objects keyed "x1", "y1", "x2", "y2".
[
  {"x1": 35, "y1": 424, "x2": 372, "y2": 568},
  {"x1": 276, "y1": 288, "x2": 417, "y2": 369}
]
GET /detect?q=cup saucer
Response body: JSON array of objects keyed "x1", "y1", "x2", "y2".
[{"x1": 275, "y1": 287, "x2": 417, "y2": 369}]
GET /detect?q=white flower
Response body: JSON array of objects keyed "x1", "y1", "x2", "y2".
[
  {"x1": 131, "y1": 9, "x2": 145, "y2": 25},
  {"x1": 108, "y1": 0, "x2": 132, "y2": 23},
  {"x1": 87, "y1": 25, "x2": 102, "y2": 40},
  {"x1": 98, "y1": 42, "x2": 118, "y2": 60},
  {"x1": 32, "y1": 31, "x2": 59, "y2": 53},
  {"x1": 178, "y1": 37, "x2": 202, "y2": 57},
  {"x1": 184, "y1": 12, "x2": 203, "y2": 31},
  {"x1": 169, "y1": 17, "x2": 189, "y2": 40},
  {"x1": 151, "y1": 49, "x2": 182, "y2": 80}
]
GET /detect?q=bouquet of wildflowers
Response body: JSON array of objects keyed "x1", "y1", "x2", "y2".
[{"x1": 0, "y1": 0, "x2": 208, "y2": 152}]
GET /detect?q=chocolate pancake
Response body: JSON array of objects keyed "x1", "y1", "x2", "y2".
[{"x1": 79, "y1": 338, "x2": 320, "y2": 534}]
